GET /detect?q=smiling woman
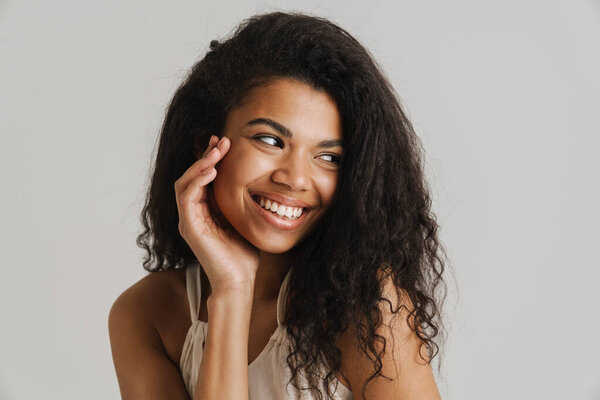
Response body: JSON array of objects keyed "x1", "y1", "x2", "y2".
[
  {"x1": 108, "y1": 11, "x2": 446, "y2": 400},
  {"x1": 213, "y1": 79, "x2": 342, "y2": 253}
]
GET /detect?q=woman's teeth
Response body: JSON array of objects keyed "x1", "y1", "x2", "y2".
[{"x1": 256, "y1": 196, "x2": 304, "y2": 219}]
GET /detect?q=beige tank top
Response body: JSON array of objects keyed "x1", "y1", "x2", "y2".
[{"x1": 179, "y1": 263, "x2": 354, "y2": 399}]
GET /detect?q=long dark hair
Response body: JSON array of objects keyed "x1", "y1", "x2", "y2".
[{"x1": 137, "y1": 11, "x2": 447, "y2": 400}]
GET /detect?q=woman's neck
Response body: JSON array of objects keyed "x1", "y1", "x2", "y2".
[{"x1": 251, "y1": 250, "x2": 294, "y2": 302}]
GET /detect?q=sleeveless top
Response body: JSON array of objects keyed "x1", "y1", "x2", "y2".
[{"x1": 179, "y1": 263, "x2": 354, "y2": 399}]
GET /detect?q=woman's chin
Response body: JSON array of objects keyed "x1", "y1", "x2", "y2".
[
  {"x1": 246, "y1": 238, "x2": 297, "y2": 255},
  {"x1": 236, "y1": 221, "x2": 313, "y2": 256}
]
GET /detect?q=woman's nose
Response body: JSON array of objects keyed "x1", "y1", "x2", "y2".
[{"x1": 271, "y1": 152, "x2": 311, "y2": 191}]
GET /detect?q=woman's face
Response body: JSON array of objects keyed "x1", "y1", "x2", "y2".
[{"x1": 211, "y1": 78, "x2": 343, "y2": 254}]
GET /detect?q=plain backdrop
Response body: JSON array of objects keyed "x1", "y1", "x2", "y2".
[{"x1": 1, "y1": 1, "x2": 599, "y2": 399}]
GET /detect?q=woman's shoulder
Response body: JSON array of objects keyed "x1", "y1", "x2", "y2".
[
  {"x1": 111, "y1": 268, "x2": 188, "y2": 316},
  {"x1": 108, "y1": 267, "x2": 193, "y2": 398},
  {"x1": 109, "y1": 267, "x2": 192, "y2": 365}
]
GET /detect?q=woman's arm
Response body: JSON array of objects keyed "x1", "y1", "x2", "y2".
[
  {"x1": 193, "y1": 285, "x2": 254, "y2": 400},
  {"x1": 173, "y1": 135, "x2": 260, "y2": 397}
]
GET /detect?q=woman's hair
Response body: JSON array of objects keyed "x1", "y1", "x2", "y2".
[{"x1": 137, "y1": 11, "x2": 447, "y2": 400}]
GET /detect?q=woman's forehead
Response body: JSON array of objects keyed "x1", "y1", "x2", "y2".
[{"x1": 226, "y1": 78, "x2": 343, "y2": 143}]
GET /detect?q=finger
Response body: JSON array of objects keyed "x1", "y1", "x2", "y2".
[
  {"x1": 196, "y1": 137, "x2": 231, "y2": 174},
  {"x1": 177, "y1": 142, "x2": 233, "y2": 238},
  {"x1": 174, "y1": 136, "x2": 230, "y2": 213},
  {"x1": 177, "y1": 173, "x2": 218, "y2": 238},
  {"x1": 175, "y1": 137, "x2": 226, "y2": 194},
  {"x1": 213, "y1": 136, "x2": 231, "y2": 162},
  {"x1": 201, "y1": 135, "x2": 219, "y2": 158},
  {"x1": 178, "y1": 167, "x2": 217, "y2": 215},
  {"x1": 174, "y1": 134, "x2": 217, "y2": 206},
  {"x1": 181, "y1": 138, "x2": 231, "y2": 221},
  {"x1": 177, "y1": 188, "x2": 218, "y2": 241}
]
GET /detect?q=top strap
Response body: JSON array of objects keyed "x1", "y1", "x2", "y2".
[
  {"x1": 185, "y1": 264, "x2": 202, "y2": 323},
  {"x1": 276, "y1": 267, "x2": 293, "y2": 326}
]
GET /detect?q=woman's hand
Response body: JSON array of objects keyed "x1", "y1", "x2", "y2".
[{"x1": 174, "y1": 135, "x2": 260, "y2": 294}]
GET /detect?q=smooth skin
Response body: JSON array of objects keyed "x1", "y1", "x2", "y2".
[{"x1": 108, "y1": 78, "x2": 441, "y2": 399}]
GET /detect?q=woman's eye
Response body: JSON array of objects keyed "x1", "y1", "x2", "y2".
[
  {"x1": 254, "y1": 135, "x2": 282, "y2": 147},
  {"x1": 253, "y1": 135, "x2": 340, "y2": 165},
  {"x1": 319, "y1": 154, "x2": 341, "y2": 165}
]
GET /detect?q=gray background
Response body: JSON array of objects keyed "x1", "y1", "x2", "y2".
[{"x1": 1, "y1": 0, "x2": 599, "y2": 399}]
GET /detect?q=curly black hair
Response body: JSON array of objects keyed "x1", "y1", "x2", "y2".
[{"x1": 137, "y1": 11, "x2": 447, "y2": 400}]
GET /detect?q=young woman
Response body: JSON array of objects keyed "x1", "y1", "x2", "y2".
[{"x1": 109, "y1": 11, "x2": 446, "y2": 400}]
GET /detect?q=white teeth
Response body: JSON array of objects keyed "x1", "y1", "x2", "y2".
[{"x1": 254, "y1": 195, "x2": 305, "y2": 220}]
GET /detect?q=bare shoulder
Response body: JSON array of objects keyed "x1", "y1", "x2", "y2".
[
  {"x1": 108, "y1": 268, "x2": 191, "y2": 399},
  {"x1": 336, "y1": 271, "x2": 441, "y2": 400},
  {"x1": 109, "y1": 268, "x2": 189, "y2": 336},
  {"x1": 109, "y1": 267, "x2": 191, "y2": 355}
]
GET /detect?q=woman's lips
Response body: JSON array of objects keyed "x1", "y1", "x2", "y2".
[
  {"x1": 248, "y1": 192, "x2": 310, "y2": 231},
  {"x1": 248, "y1": 189, "x2": 312, "y2": 209}
]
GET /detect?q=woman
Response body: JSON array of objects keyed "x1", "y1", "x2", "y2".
[{"x1": 109, "y1": 11, "x2": 446, "y2": 400}]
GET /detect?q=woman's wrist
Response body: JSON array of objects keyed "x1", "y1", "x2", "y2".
[{"x1": 207, "y1": 284, "x2": 254, "y2": 310}]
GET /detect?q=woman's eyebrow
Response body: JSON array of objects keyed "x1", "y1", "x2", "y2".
[
  {"x1": 247, "y1": 118, "x2": 291, "y2": 137},
  {"x1": 245, "y1": 117, "x2": 344, "y2": 149}
]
